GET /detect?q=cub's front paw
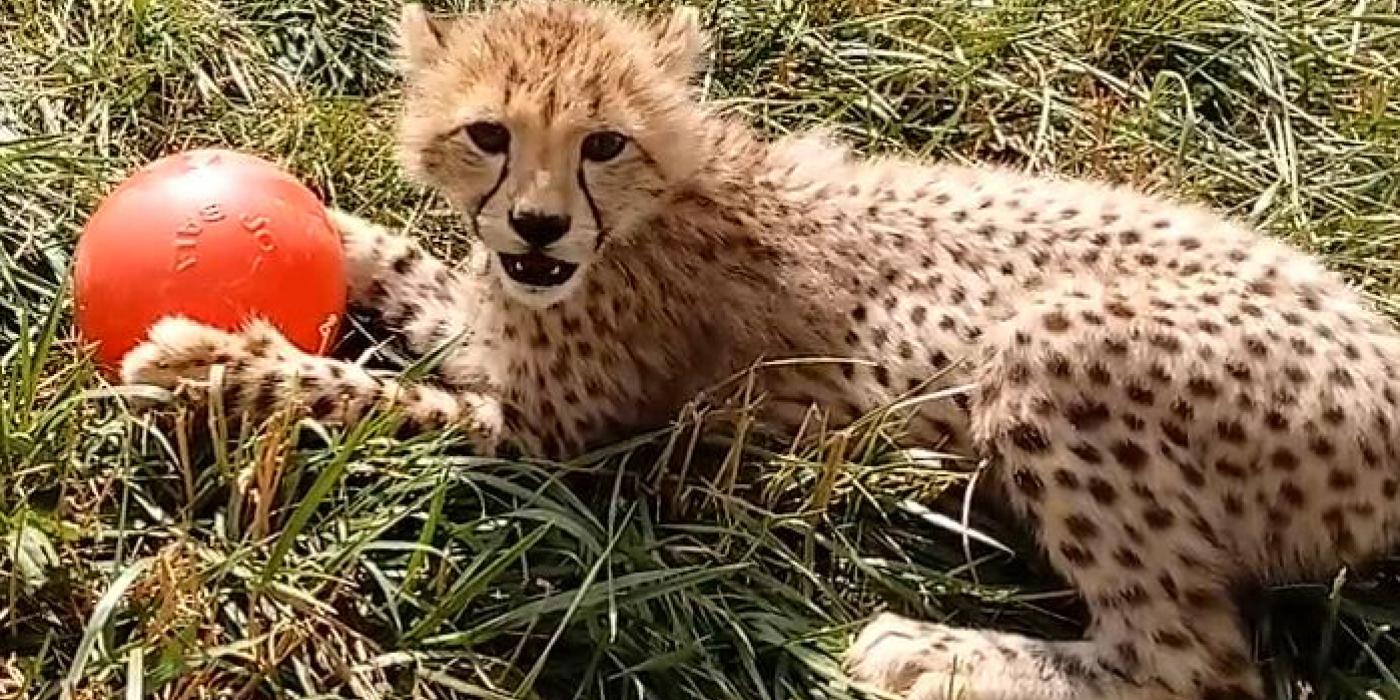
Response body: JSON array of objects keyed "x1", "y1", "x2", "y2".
[
  {"x1": 120, "y1": 317, "x2": 296, "y2": 389},
  {"x1": 846, "y1": 613, "x2": 969, "y2": 694},
  {"x1": 845, "y1": 613, "x2": 1029, "y2": 699},
  {"x1": 121, "y1": 318, "x2": 234, "y2": 388}
]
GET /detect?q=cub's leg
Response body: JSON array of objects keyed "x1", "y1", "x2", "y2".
[
  {"x1": 847, "y1": 280, "x2": 1265, "y2": 700},
  {"x1": 121, "y1": 317, "x2": 502, "y2": 451},
  {"x1": 328, "y1": 208, "x2": 470, "y2": 354}
]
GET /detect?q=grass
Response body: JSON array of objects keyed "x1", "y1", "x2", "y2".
[{"x1": 1, "y1": 0, "x2": 1399, "y2": 697}]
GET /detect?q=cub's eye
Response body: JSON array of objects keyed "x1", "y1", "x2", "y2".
[
  {"x1": 464, "y1": 121, "x2": 510, "y2": 154},
  {"x1": 581, "y1": 130, "x2": 628, "y2": 162}
]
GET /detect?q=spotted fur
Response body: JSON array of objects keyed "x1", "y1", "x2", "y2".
[{"x1": 120, "y1": 2, "x2": 1400, "y2": 698}]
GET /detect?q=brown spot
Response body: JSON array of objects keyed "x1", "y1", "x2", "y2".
[
  {"x1": 1043, "y1": 311, "x2": 1072, "y2": 332},
  {"x1": 1198, "y1": 319, "x2": 1222, "y2": 334},
  {"x1": 1143, "y1": 364, "x2": 1170, "y2": 385},
  {"x1": 911, "y1": 306, "x2": 927, "y2": 326},
  {"x1": 1161, "y1": 421, "x2": 1189, "y2": 447},
  {"x1": 1263, "y1": 410, "x2": 1288, "y2": 431},
  {"x1": 1187, "y1": 377, "x2": 1219, "y2": 399},
  {"x1": 1053, "y1": 469, "x2": 1081, "y2": 489},
  {"x1": 1225, "y1": 362, "x2": 1251, "y2": 382},
  {"x1": 1309, "y1": 435, "x2": 1335, "y2": 458},
  {"x1": 1059, "y1": 543, "x2": 1096, "y2": 566},
  {"x1": 1088, "y1": 478, "x2": 1117, "y2": 504},
  {"x1": 1087, "y1": 364, "x2": 1113, "y2": 385},
  {"x1": 1119, "y1": 585, "x2": 1150, "y2": 607},
  {"x1": 872, "y1": 365, "x2": 891, "y2": 387},
  {"x1": 1159, "y1": 574, "x2": 1180, "y2": 599},
  {"x1": 1155, "y1": 630, "x2": 1192, "y2": 649},
  {"x1": 1210, "y1": 649, "x2": 1252, "y2": 679},
  {"x1": 1178, "y1": 461, "x2": 1206, "y2": 487},
  {"x1": 1278, "y1": 482, "x2": 1306, "y2": 507},
  {"x1": 1066, "y1": 398, "x2": 1111, "y2": 430},
  {"x1": 1327, "y1": 469, "x2": 1356, "y2": 491},
  {"x1": 872, "y1": 327, "x2": 890, "y2": 348},
  {"x1": 1008, "y1": 362, "x2": 1031, "y2": 384},
  {"x1": 1080, "y1": 310, "x2": 1105, "y2": 325},
  {"x1": 851, "y1": 305, "x2": 867, "y2": 322},
  {"x1": 1216, "y1": 420, "x2": 1246, "y2": 444},
  {"x1": 1114, "y1": 642, "x2": 1142, "y2": 674},
  {"x1": 1329, "y1": 366, "x2": 1355, "y2": 387},
  {"x1": 1125, "y1": 383, "x2": 1154, "y2": 406},
  {"x1": 1143, "y1": 506, "x2": 1175, "y2": 530},
  {"x1": 1270, "y1": 448, "x2": 1299, "y2": 471},
  {"x1": 1113, "y1": 547, "x2": 1143, "y2": 569},
  {"x1": 1332, "y1": 525, "x2": 1356, "y2": 552},
  {"x1": 1013, "y1": 469, "x2": 1045, "y2": 501},
  {"x1": 1105, "y1": 300, "x2": 1135, "y2": 319},
  {"x1": 1064, "y1": 514, "x2": 1100, "y2": 541},
  {"x1": 1223, "y1": 492, "x2": 1245, "y2": 514},
  {"x1": 1215, "y1": 459, "x2": 1248, "y2": 480},
  {"x1": 1009, "y1": 422, "x2": 1050, "y2": 452},
  {"x1": 1046, "y1": 352, "x2": 1073, "y2": 379},
  {"x1": 1149, "y1": 332, "x2": 1181, "y2": 353},
  {"x1": 1111, "y1": 441, "x2": 1149, "y2": 471},
  {"x1": 1069, "y1": 442, "x2": 1103, "y2": 464}
]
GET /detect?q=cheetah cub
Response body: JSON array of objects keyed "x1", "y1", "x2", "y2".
[{"x1": 120, "y1": 1, "x2": 1400, "y2": 698}]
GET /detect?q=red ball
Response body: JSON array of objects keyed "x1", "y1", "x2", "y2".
[{"x1": 74, "y1": 149, "x2": 346, "y2": 372}]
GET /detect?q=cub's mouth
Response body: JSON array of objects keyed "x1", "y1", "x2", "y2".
[{"x1": 498, "y1": 251, "x2": 578, "y2": 288}]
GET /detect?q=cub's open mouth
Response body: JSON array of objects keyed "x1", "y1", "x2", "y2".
[{"x1": 498, "y1": 251, "x2": 578, "y2": 288}]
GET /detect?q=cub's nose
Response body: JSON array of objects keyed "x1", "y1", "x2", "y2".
[{"x1": 508, "y1": 210, "x2": 571, "y2": 248}]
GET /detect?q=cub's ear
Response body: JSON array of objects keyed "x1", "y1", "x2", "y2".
[
  {"x1": 398, "y1": 3, "x2": 447, "y2": 74},
  {"x1": 652, "y1": 5, "x2": 707, "y2": 81}
]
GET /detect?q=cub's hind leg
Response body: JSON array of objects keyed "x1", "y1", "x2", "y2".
[{"x1": 847, "y1": 281, "x2": 1264, "y2": 700}]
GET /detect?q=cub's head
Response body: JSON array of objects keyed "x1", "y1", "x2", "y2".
[{"x1": 396, "y1": 1, "x2": 708, "y2": 307}]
